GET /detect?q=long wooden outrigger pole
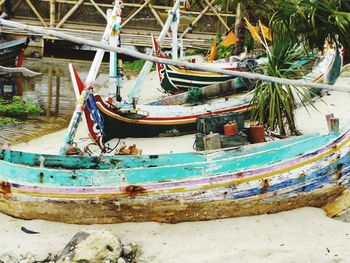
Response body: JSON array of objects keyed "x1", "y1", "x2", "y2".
[
  {"x1": 0, "y1": 19, "x2": 349, "y2": 93},
  {"x1": 57, "y1": 1, "x2": 122, "y2": 155}
]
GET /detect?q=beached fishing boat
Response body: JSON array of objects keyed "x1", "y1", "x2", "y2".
[
  {"x1": 0, "y1": 37, "x2": 28, "y2": 69},
  {"x1": 153, "y1": 35, "x2": 266, "y2": 94},
  {"x1": 0, "y1": 5, "x2": 348, "y2": 225},
  {"x1": 71, "y1": 46, "x2": 341, "y2": 145},
  {"x1": 0, "y1": 125, "x2": 349, "y2": 224}
]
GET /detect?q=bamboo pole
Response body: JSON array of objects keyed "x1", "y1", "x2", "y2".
[
  {"x1": 148, "y1": 1, "x2": 169, "y2": 36},
  {"x1": 50, "y1": 0, "x2": 56, "y2": 27},
  {"x1": 128, "y1": 0, "x2": 182, "y2": 100},
  {"x1": 47, "y1": 66, "x2": 53, "y2": 118},
  {"x1": 204, "y1": 0, "x2": 230, "y2": 31},
  {"x1": 89, "y1": 0, "x2": 107, "y2": 20},
  {"x1": 56, "y1": 0, "x2": 84, "y2": 28},
  {"x1": 51, "y1": 0, "x2": 235, "y2": 17},
  {"x1": 181, "y1": 0, "x2": 215, "y2": 38},
  {"x1": 12, "y1": 0, "x2": 24, "y2": 13},
  {"x1": 1, "y1": 19, "x2": 349, "y2": 93},
  {"x1": 55, "y1": 67, "x2": 60, "y2": 117},
  {"x1": 26, "y1": 0, "x2": 48, "y2": 27},
  {"x1": 121, "y1": 0, "x2": 150, "y2": 28}
]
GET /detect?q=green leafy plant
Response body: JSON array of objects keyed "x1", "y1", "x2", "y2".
[
  {"x1": 186, "y1": 87, "x2": 206, "y2": 104},
  {"x1": 250, "y1": 25, "x2": 315, "y2": 136},
  {"x1": 0, "y1": 117, "x2": 19, "y2": 128},
  {"x1": 270, "y1": 0, "x2": 350, "y2": 58},
  {"x1": 123, "y1": 60, "x2": 146, "y2": 71},
  {"x1": 0, "y1": 96, "x2": 42, "y2": 121}
]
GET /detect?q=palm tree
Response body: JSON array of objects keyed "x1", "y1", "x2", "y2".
[
  {"x1": 250, "y1": 24, "x2": 314, "y2": 136},
  {"x1": 270, "y1": 0, "x2": 350, "y2": 61}
]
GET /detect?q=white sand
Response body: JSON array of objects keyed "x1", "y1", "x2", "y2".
[
  {"x1": 1, "y1": 208, "x2": 350, "y2": 262},
  {"x1": 5, "y1": 70, "x2": 350, "y2": 262}
]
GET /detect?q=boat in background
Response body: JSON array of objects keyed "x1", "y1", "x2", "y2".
[
  {"x1": 0, "y1": 36, "x2": 28, "y2": 69},
  {"x1": 153, "y1": 36, "x2": 267, "y2": 94},
  {"x1": 70, "y1": 46, "x2": 341, "y2": 145}
]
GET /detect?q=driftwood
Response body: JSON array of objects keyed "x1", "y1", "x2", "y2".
[{"x1": 0, "y1": 19, "x2": 348, "y2": 93}]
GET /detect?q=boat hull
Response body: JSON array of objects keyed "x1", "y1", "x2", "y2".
[
  {"x1": 0, "y1": 186, "x2": 342, "y2": 224},
  {"x1": 0, "y1": 38, "x2": 27, "y2": 68},
  {"x1": 96, "y1": 95, "x2": 250, "y2": 140},
  {"x1": 0, "y1": 130, "x2": 349, "y2": 224}
]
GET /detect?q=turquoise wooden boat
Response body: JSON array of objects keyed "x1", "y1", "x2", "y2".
[{"x1": 0, "y1": 126, "x2": 349, "y2": 224}]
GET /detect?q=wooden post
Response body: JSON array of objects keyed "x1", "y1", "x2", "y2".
[
  {"x1": 50, "y1": 0, "x2": 56, "y2": 27},
  {"x1": 47, "y1": 66, "x2": 53, "y2": 118},
  {"x1": 171, "y1": 4, "x2": 180, "y2": 60},
  {"x1": 56, "y1": 0, "x2": 85, "y2": 28},
  {"x1": 55, "y1": 67, "x2": 60, "y2": 117},
  {"x1": 57, "y1": 1, "x2": 61, "y2": 22},
  {"x1": 26, "y1": 0, "x2": 48, "y2": 27},
  {"x1": 234, "y1": 3, "x2": 242, "y2": 36}
]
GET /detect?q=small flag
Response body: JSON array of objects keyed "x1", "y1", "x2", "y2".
[
  {"x1": 220, "y1": 31, "x2": 239, "y2": 47},
  {"x1": 259, "y1": 21, "x2": 272, "y2": 41},
  {"x1": 244, "y1": 18, "x2": 260, "y2": 42},
  {"x1": 207, "y1": 42, "x2": 217, "y2": 62}
]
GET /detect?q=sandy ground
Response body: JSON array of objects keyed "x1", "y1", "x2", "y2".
[
  {"x1": 3, "y1": 69, "x2": 350, "y2": 262},
  {"x1": 1, "y1": 208, "x2": 350, "y2": 263}
]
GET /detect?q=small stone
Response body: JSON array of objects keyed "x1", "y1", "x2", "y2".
[
  {"x1": 0, "y1": 253, "x2": 18, "y2": 263},
  {"x1": 19, "y1": 253, "x2": 36, "y2": 263},
  {"x1": 122, "y1": 245, "x2": 132, "y2": 256},
  {"x1": 56, "y1": 230, "x2": 122, "y2": 263},
  {"x1": 117, "y1": 258, "x2": 126, "y2": 263}
]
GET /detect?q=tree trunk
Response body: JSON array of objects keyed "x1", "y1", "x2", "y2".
[{"x1": 234, "y1": 3, "x2": 245, "y2": 55}]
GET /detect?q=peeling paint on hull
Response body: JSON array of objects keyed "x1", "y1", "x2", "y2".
[
  {"x1": 0, "y1": 128, "x2": 349, "y2": 224},
  {"x1": 0, "y1": 187, "x2": 342, "y2": 224}
]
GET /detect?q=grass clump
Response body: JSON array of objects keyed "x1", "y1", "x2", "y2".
[
  {"x1": 0, "y1": 117, "x2": 19, "y2": 128},
  {"x1": 0, "y1": 96, "x2": 42, "y2": 121},
  {"x1": 123, "y1": 59, "x2": 157, "y2": 72}
]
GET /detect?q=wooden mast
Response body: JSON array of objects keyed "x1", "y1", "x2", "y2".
[
  {"x1": 57, "y1": 1, "x2": 122, "y2": 155},
  {"x1": 127, "y1": 0, "x2": 183, "y2": 101}
]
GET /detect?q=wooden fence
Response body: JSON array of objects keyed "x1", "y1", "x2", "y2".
[{"x1": 0, "y1": 0, "x2": 236, "y2": 48}]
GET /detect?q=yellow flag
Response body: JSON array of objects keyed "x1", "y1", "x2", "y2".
[
  {"x1": 244, "y1": 18, "x2": 260, "y2": 42},
  {"x1": 259, "y1": 21, "x2": 272, "y2": 41},
  {"x1": 220, "y1": 31, "x2": 239, "y2": 47},
  {"x1": 207, "y1": 43, "x2": 217, "y2": 62}
]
